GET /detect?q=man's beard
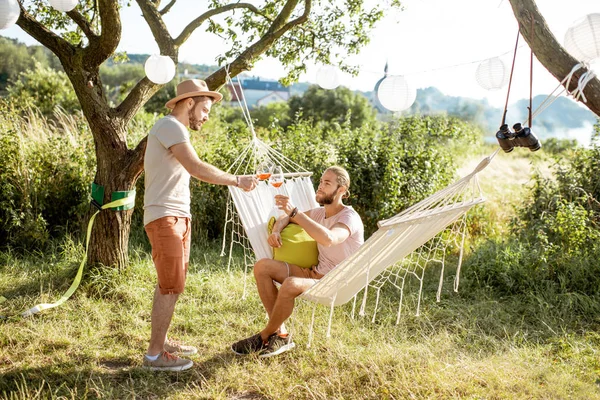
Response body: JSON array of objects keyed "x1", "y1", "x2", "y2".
[
  {"x1": 189, "y1": 111, "x2": 202, "y2": 131},
  {"x1": 316, "y1": 191, "x2": 335, "y2": 206}
]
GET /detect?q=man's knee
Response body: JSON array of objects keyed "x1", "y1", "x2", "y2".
[
  {"x1": 279, "y1": 278, "x2": 306, "y2": 299},
  {"x1": 253, "y1": 258, "x2": 271, "y2": 278}
]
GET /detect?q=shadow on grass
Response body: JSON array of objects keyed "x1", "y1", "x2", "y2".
[{"x1": 0, "y1": 351, "x2": 272, "y2": 399}]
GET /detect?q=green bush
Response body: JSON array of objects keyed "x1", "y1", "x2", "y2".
[
  {"x1": 464, "y1": 122, "x2": 600, "y2": 298},
  {"x1": 0, "y1": 95, "x2": 484, "y2": 250},
  {"x1": 7, "y1": 62, "x2": 80, "y2": 116},
  {"x1": 0, "y1": 101, "x2": 94, "y2": 251}
]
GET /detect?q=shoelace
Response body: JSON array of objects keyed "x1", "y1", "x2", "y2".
[{"x1": 163, "y1": 352, "x2": 177, "y2": 361}]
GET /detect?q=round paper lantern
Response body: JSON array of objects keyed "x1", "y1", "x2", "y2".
[
  {"x1": 376, "y1": 75, "x2": 416, "y2": 112},
  {"x1": 564, "y1": 14, "x2": 600, "y2": 62},
  {"x1": 0, "y1": 0, "x2": 20, "y2": 30},
  {"x1": 49, "y1": 0, "x2": 78, "y2": 12},
  {"x1": 316, "y1": 66, "x2": 340, "y2": 90},
  {"x1": 144, "y1": 55, "x2": 176, "y2": 84},
  {"x1": 475, "y1": 57, "x2": 508, "y2": 91}
]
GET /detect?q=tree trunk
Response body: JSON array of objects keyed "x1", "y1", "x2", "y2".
[
  {"x1": 508, "y1": 0, "x2": 600, "y2": 117},
  {"x1": 66, "y1": 66, "x2": 146, "y2": 269}
]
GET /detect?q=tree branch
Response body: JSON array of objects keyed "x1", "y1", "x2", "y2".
[
  {"x1": 136, "y1": 0, "x2": 175, "y2": 54},
  {"x1": 113, "y1": 77, "x2": 163, "y2": 122},
  {"x1": 508, "y1": 0, "x2": 600, "y2": 117},
  {"x1": 15, "y1": 4, "x2": 74, "y2": 59},
  {"x1": 205, "y1": 0, "x2": 311, "y2": 89},
  {"x1": 66, "y1": 9, "x2": 98, "y2": 39},
  {"x1": 83, "y1": 0, "x2": 122, "y2": 66},
  {"x1": 159, "y1": 0, "x2": 177, "y2": 15},
  {"x1": 174, "y1": 3, "x2": 263, "y2": 47}
]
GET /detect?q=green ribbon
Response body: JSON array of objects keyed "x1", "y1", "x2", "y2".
[{"x1": 2, "y1": 193, "x2": 136, "y2": 319}]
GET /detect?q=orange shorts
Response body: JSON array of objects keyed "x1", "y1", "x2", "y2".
[{"x1": 145, "y1": 216, "x2": 191, "y2": 295}]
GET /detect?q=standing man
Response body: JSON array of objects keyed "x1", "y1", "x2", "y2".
[
  {"x1": 231, "y1": 166, "x2": 364, "y2": 358},
  {"x1": 143, "y1": 79, "x2": 258, "y2": 371}
]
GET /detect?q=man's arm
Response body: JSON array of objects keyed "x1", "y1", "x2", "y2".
[
  {"x1": 170, "y1": 142, "x2": 255, "y2": 190},
  {"x1": 267, "y1": 214, "x2": 289, "y2": 248},
  {"x1": 274, "y1": 195, "x2": 350, "y2": 247},
  {"x1": 291, "y1": 212, "x2": 351, "y2": 247}
]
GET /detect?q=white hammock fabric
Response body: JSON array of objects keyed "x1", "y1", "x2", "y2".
[
  {"x1": 227, "y1": 151, "x2": 493, "y2": 315},
  {"x1": 229, "y1": 175, "x2": 319, "y2": 261},
  {"x1": 301, "y1": 154, "x2": 491, "y2": 307}
]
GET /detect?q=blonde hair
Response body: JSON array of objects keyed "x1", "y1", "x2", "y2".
[{"x1": 325, "y1": 166, "x2": 351, "y2": 198}]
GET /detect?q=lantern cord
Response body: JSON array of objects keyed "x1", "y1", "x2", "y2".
[
  {"x1": 528, "y1": 16, "x2": 534, "y2": 128},
  {"x1": 501, "y1": 27, "x2": 520, "y2": 127}
]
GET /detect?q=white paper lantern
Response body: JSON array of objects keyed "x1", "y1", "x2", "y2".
[
  {"x1": 475, "y1": 57, "x2": 509, "y2": 91},
  {"x1": 0, "y1": 0, "x2": 20, "y2": 30},
  {"x1": 49, "y1": 0, "x2": 78, "y2": 12},
  {"x1": 564, "y1": 14, "x2": 600, "y2": 62},
  {"x1": 376, "y1": 75, "x2": 416, "y2": 112},
  {"x1": 144, "y1": 55, "x2": 176, "y2": 85},
  {"x1": 316, "y1": 66, "x2": 340, "y2": 90}
]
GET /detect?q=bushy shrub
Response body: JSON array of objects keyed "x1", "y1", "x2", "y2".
[
  {"x1": 0, "y1": 101, "x2": 94, "y2": 251},
  {"x1": 464, "y1": 121, "x2": 600, "y2": 298},
  {"x1": 7, "y1": 62, "x2": 80, "y2": 116},
  {"x1": 1, "y1": 95, "x2": 484, "y2": 250}
]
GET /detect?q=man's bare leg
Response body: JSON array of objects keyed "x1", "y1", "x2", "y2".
[
  {"x1": 147, "y1": 285, "x2": 179, "y2": 356},
  {"x1": 260, "y1": 277, "x2": 315, "y2": 341},
  {"x1": 253, "y1": 259, "x2": 291, "y2": 313}
]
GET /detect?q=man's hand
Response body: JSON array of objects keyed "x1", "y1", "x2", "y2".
[
  {"x1": 237, "y1": 176, "x2": 258, "y2": 192},
  {"x1": 267, "y1": 232, "x2": 283, "y2": 248},
  {"x1": 274, "y1": 195, "x2": 295, "y2": 216}
]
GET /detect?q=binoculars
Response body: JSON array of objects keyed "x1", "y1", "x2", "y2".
[{"x1": 496, "y1": 123, "x2": 542, "y2": 153}]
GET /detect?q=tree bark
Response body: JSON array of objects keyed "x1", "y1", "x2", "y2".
[{"x1": 508, "y1": 0, "x2": 600, "y2": 117}]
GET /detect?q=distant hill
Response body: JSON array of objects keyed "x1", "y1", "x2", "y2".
[{"x1": 361, "y1": 86, "x2": 598, "y2": 145}]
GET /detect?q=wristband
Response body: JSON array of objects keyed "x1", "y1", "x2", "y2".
[
  {"x1": 289, "y1": 207, "x2": 299, "y2": 219},
  {"x1": 236, "y1": 176, "x2": 240, "y2": 188}
]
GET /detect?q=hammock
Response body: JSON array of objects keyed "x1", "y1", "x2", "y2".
[
  {"x1": 224, "y1": 147, "x2": 494, "y2": 340},
  {"x1": 221, "y1": 68, "x2": 493, "y2": 338}
]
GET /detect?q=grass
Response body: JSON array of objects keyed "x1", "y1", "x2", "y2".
[{"x1": 1, "y1": 236, "x2": 600, "y2": 399}]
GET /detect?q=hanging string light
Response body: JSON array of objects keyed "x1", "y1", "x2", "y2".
[
  {"x1": 475, "y1": 57, "x2": 509, "y2": 91},
  {"x1": 144, "y1": 55, "x2": 176, "y2": 84},
  {"x1": 0, "y1": 0, "x2": 20, "y2": 30},
  {"x1": 376, "y1": 75, "x2": 416, "y2": 112},
  {"x1": 316, "y1": 66, "x2": 340, "y2": 90},
  {"x1": 564, "y1": 13, "x2": 600, "y2": 62},
  {"x1": 48, "y1": 0, "x2": 78, "y2": 12}
]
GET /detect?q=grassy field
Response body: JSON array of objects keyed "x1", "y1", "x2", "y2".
[{"x1": 1, "y1": 152, "x2": 600, "y2": 399}]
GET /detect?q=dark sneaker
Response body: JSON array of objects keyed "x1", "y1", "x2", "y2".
[
  {"x1": 142, "y1": 351, "x2": 193, "y2": 371},
  {"x1": 231, "y1": 333, "x2": 269, "y2": 355},
  {"x1": 164, "y1": 339, "x2": 197, "y2": 356},
  {"x1": 259, "y1": 334, "x2": 295, "y2": 358}
]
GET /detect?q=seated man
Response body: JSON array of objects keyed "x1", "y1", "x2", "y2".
[{"x1": 231, "y1": 166, "x2": 364, "y2": 357}]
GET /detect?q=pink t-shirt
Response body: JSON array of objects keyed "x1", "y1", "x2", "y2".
[{"x1": 308, "y1": 206, "x2": 364, "y2": 275}]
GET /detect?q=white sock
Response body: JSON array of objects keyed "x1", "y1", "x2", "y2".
[{"x1": 145, "y1": 353, "x2": 160, "y2": 361}]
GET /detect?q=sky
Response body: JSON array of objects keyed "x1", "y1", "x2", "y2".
[{"x1": 2, "y1": 0, "x2": 598, "y2": 108}]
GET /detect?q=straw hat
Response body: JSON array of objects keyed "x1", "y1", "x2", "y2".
[{"x1": 165, "y1": 79, "x2": 223, "y2": 109}]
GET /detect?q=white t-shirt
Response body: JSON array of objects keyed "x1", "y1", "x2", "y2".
[
  {"x1": 143, "y1": 115, "x2": 191, "y2": 226},
  {"x1": 307, "y1": 206, "x2": 364, "y2": 275}
]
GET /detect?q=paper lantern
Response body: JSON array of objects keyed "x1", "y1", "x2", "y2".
[
  {"x1": 376, "y1": 75, "x2": 416, "y2": 112},
  {"x1": 0, "y1": 0, "x2": 20, "y2": 30},
  {"x1": 316, "y1": 66, "x2": 340, "y2": 90},
  {"x1": 475, "y1": 57, "x2": 508, "y2": 91},
  {"x1": 49, "y1": 0, "x2": 78, "y2": 12},
  {"x1": 144, "y1": 55, "x2": 176, "y2": 84},
  {"x1": 564, "y1": 14, "x2": 600, "y2": 62}
]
